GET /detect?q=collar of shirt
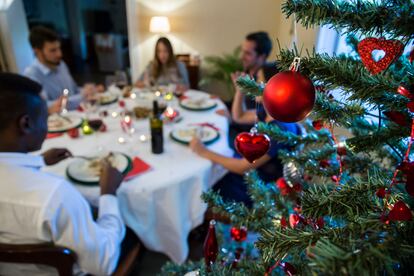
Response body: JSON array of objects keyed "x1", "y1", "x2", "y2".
[
  {"x1": 0, "y1": 152, "x2": 45, "y2": 169},
  {"x1": 34, "y1": 58, "x2": 53, "y2": 76}
]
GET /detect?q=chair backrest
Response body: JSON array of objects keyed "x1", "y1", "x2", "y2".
[{"x1": 0, "y1": 243, "x2": 77, "y2": 276}]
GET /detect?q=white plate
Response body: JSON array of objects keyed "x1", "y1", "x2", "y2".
[
  {"x1": 48, "y1": 114, "x2": 83, "y2": 133},
  {"x1": 170, "y1": 125, "x2": 219, "y2": 145},
  {"x1": 99, "y1": 92, "x2": 118, "y2": 105},
  {"x1": 184, "y1": 90, "x2": 210, "y2": 98},
  {"x1": 180, "y1": 98, "x2": 217, "y2": 111},
  {"x1": 67, "y1": 153, "x2": 130, "y2": 184}
]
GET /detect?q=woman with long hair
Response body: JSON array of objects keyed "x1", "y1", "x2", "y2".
[{"x1": 135, "y1": 37, "x2": 189, "y2": 92}]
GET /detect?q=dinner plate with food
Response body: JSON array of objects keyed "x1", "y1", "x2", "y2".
[
  {"x1": 179, "y1": 97, "x2": 217, "y2": 111},
  {"x1": 66, "y1": 152, "x2": 131, "y2": 185},
  {"x1": 170, "y1": 125, "x2": 220, "y2": 145},
  {"x1": 48, "y1": 113, "x2": 83, "y2": 133},
  {"x1": 98, "y1": 92, "x2": 118, "y2": 105}
]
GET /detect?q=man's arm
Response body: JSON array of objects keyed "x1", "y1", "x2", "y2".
[{"x1": 44, "y1": 182, "x2": 125, "y2": 275}]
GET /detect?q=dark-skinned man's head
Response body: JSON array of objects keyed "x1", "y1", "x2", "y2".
[{"x1": 0, "y1": 73, "x2": 48, "y2": 153}]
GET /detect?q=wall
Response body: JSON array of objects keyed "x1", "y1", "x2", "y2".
[
  {"x1": 0, "y1": 0, "x2": 33, "y2": 73},
  {"x1": 129, "y1": 0, "x2": 319, "y2": 80}
]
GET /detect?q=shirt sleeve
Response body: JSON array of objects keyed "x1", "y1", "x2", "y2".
[
  {"x1": 42, "y1": 182, "x2": 125, "y2": 275},
  {"x1": 177, "y1": 61, "x2": 190, "y2": 86}
]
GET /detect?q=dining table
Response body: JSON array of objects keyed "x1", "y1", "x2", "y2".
[{"x1": 40, "y1": 88, "x2": 234, "y2": 264}]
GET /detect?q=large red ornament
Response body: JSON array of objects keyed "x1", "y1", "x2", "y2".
[
  {"x1": 263, "y1": 71, "x2": 315, "y2": 123},
  {"x1": 388, "y1": 201, "x2": 413, "y2": 221},
  {"x1": 230, "y1": 226, "x2": 248, "y2": 242},
  {"x1": 357, "y1": 38, "x2": 404, "y2": 75},
  {"x1": 204, "y1": 220, "x2": 218, "y2": 268},
  {"x1": 235, "y1": 132, "x2": 270, "y2": 163}
]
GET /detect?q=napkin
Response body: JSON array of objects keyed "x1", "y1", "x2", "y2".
[
  {"x1": 124, "y1": 157, "x2": 152, "y2": 181},
  {"x1": 190, "y1": 123, "x2": 220, "y2": 131},
  {"x1": 46, "y1": 132, "x2": 64, "y2": 139}
]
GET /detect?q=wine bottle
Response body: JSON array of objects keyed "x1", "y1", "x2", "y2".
[
  {"x1": 150, "y1": 100, "x2": 163, "y2": 154},
  {"x1": 203, "y1": 220, "x2": 218, "y2": 269}
]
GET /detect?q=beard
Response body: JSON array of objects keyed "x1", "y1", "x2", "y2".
[{"x1": 44, "y1": 58, "x2": 61, "y2": 67}]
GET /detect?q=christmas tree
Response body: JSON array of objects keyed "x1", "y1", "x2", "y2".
[{"x1": 162, "y1": 0, "x2": 414, "y2": 275}]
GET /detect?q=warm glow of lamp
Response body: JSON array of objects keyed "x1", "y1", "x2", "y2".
[{"x1": 149, "y1": 16, "x2": 171, "y2": 33}]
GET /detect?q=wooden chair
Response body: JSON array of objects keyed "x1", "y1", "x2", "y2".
[{"x1": 0, "y1": 241, "x2": 141, "y2": 276}]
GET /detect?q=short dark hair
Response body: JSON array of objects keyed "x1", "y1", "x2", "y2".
[
  {"x1": 0, "y1": 73, "x2": 43, "y2": 131},
  {"x1": 246, "y1": 31, "x2": 272, "y2": 58},
  {"x1": 29, "y1": 26, "x2": 59, "y2": 49}
]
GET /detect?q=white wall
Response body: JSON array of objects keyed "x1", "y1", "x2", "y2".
[
  {"x1": 0, "y1": 0, "x2": 34, "y2": 73},
  {"x1": 127, "y1": 0, "x2": 319, "y2": 81}
]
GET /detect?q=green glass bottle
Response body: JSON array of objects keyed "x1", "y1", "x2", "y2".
[{"x1": 150, "y1": 100, "x2": 164, "y2": 154}]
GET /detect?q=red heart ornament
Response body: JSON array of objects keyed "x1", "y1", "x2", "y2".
[
  {"x1": 234, "y1": 132, "x2": 270, "y2": 163},
  {"x1": 357, "y1": 38, "x2": 404, "y2": 75}
]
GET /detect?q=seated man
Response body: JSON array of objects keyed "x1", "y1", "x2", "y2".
[
  {"x1": 24, "y1": 26, "x2": 101, "y2": 114},
  {"x1": 190, "y1": 95, "x2": 301, "y2": 206},
  {"x1": 0, "y1": 73, "x2": 125, "y2": 275},
  {"x1": 227, "y1": 32, "x2": 279, "y2": 147}
]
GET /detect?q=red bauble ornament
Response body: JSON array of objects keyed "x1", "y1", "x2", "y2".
[
  {"x1": 204, "y1": 220, "x2": 218, "y2": 267},
  {"x1": 280, "y1": 262, "x2": 297, "y2": 276},
  {"x1": 230, "y1": 226, "x2": 248, "y2": 242},
  {"x1": 357, "y1": 38, "x2": 404, "y2": 75},
  {"x1": 407, "y1": 102, "x2": 414, "y2": 113},
  {"x1": 263, "y1": 71, "x2": 315, "y2": 122},
  {"x1": 388, "y1": 201, "x2": 413, "y2": 221},
  {"x1": 319, "y1": 160, "x2": 330, "y2": 168},
  {"x1": 119, "y1": 100, "x2": 126, "y2": 108},
  {"x1": 376, "y1": 187, "x2": 386, "y2": 198},
  {"x1": 280, "y1": 217, "x2": 288, "y2": 228},
  {"x1": 67, "y1": 128, "x2": 79, "y2": 138},
  {"x1": 234, "y1": 132, "x2": 270, "y2": 163},
  {"x1": 312, "y1": 120, "x2": 324, "y2": 130},
  {"x1": 384, "y1": 111, "x2": 410, "y2": 126}
]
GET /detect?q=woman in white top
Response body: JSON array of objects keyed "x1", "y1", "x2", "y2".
[{"x1": 135, "y1": 37, "x2": 189, "y2": 93}]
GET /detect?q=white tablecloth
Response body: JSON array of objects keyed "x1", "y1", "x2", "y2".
[{"x1": 40, "y1": 90, "x2": 233, "y2": 263}]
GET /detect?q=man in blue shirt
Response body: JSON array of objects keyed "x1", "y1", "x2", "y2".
[{"x1": 24, "y1": 26, "x2": 100, "y2": 114}]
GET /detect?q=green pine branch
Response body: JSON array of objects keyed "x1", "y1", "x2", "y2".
[{"x1": 282, "y1": 0, "x2": 414, "y2": 39}]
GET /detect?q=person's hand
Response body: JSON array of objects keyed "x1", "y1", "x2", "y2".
[
  {"x1": 47, "y1": 97, "x2": 63, "y2": 114},
  {"x1": 42, "y1": 148, "x2": 72, "y2": 166},
  {"x1": 189, "y1": 137, "x2": 207, "y2": 157},
  {"x1": 81, "y1": 83, "x2": 97, "y2": 99},
  {"x1": 230, "y1": 71, "x2": 245, "y2": 86},
  {"x1": 135, "y1": 80, "x2": 146, "y2": 88},
  {"x1": 215, "y1": 109, "x2": 231, "y2": 120},
  {"x1": 99, "y1": 159, "x2": 123, "y2": 195}
]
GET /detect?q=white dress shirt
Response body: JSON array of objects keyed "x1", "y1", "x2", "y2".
[{"x1": 0, "y1": 152, "x2": 125, "y2": 276}]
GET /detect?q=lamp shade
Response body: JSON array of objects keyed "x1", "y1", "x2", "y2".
[{"x1": 149, "y1": 16, "x2": 170, "y2": 33}]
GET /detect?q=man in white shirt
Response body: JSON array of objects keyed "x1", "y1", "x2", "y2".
[{"x1": 0, "y1": 73, "x2": 125, "y2": 275}]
